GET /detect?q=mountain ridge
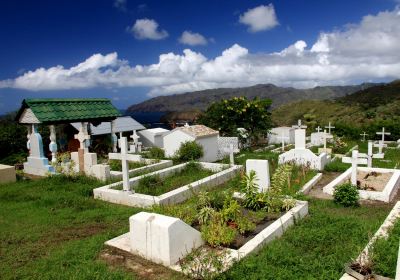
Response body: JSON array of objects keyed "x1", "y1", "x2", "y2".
[{"x1": 127, "y1": 83, "x2": 379, "y2": 112}]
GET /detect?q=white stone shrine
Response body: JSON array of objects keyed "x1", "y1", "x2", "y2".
[
  {"x1": 23, "y1": 124, "x2": 55, "y2": 176},
  {"x1": 279, "y1": 120, "x2": 330, "y2": 170}
]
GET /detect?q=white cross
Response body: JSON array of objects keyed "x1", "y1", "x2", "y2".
[
  {"x1": 184, "y1": 122, "x2": 190, "y2": 127},
  {"x1": 359, "y1": 141, "x2": 374, "y2": 167},
  {"x1": 130, "y1": 130, "x2": 141, "y2": 153},
  {"x1": 342, "y1": 150, "x2": 368, "y2": 185},
  {"x1": 360, "y1": 132, "x2": 368, "y2": 142},
  {"x1": 292, "y1": 119, "x2": 307, "y2": 129},
  {"x1": 325, "y1": 122, "x2": 335, "y2": 134},
  {"x1": 323, "y1": 129, "x2": 333, "y2": 149},
  {"x1": 316, "y1": 126, "x2": 322, "y2": 133},
  {"x1": 376, "y1": 127, "x2": 390, "y2": 143},
  {"x1": 277, "y1": 131, "x2": 289, "y2": 152},
  {"x1": 109, "y1": 137, "x2": 142, "y2": 192},
  {"x1": 373, "y1": 140, "x2": 387, "y2": 155},
  {"x1": 222, "y1": 144, "x2": 239, "y2": 166},
  {"x1": 74, "y1": 123, "x2": 90, "y2": 149}
]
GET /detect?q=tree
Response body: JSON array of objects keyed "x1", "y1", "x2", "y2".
[{"x1": 198, "y1": 96, "x2": 272, "y2": 145}]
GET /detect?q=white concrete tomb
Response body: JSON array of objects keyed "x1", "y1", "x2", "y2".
[{"x1": 129, "y1": 212, "x2": 203, "y2": 266}]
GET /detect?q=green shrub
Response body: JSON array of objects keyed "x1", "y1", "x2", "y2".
[
  {"x1": 333, "y1": 183, "x2": 359, "y2": 207},
  {"x1": 175, "y1": 141, "x2": 203, "y2": 162},
  {"x1": 201, "y1": 213, "x2": 237, "y2": 247},
  {"x1": 147, "y1": 147, "x2": 165, "y2": 159}
]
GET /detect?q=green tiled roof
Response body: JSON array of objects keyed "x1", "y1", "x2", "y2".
[{"x1": 17, "y1": 98, "x2": 121, "y2": 123}]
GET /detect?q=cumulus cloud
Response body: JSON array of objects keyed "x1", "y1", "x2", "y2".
[
  {"x1": 239, "y1": 4, "x2": 279, "y2": 32},
  {"x1": 2, "y1": 8, "x2": 400, "y2": 95},
  {"x1": 179, "y1": 31, "x2": 208, "y2": 46},
  {"x1": 129, "y1": 18, "x2": 168, "y2": 40}
]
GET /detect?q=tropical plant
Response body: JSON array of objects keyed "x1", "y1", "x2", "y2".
[
  {"x1": 175, "y1": 141, "x2": 203, "y2": 162},
  {"x1": 198, "y1": 96, "x2": 273, "y2": 145},
  {"x1": 333, "y1": 183, "x2": 360, "y2": 207},
  {"x1": 271, "y1": 164, "x2": 293, "y2": 194}
]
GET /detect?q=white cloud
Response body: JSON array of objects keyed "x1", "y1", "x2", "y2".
[
  {"x1": 178, "y1": 31, "x2": 208, "y2": 46},
  {"x1": 2, "y1": 8, "x2": 400, "y2": 95},
  {"x1": 239, "y1": 4, "x2": 279, "y2": 32},
  {"x1": 129, "y1": 18, "x2": 168, "y2": 40}
]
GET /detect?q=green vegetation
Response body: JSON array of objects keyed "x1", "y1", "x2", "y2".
[
  {"x1": 219, "y1": 199, "x2": 391, "y2": 280},
  {"x1": 371, "y1": 219, "x2": 400, "y2": 278},
  {"x1": 324, "y1": 158, "x2": 351, "y2": 172},
  {"x1": 198, "y1": 96, "x2": 272, "y2": 144},
  {"x1": 272, "y1": 81, "x2": 400, "y2": 140},
  {"x1": 146, "y1": 146, "x2": 165, "y2": 159},
  {"x1": 0, "y1": 175, "x2": 142, "y2": 279},
  {"x1": 134, "y1": 162, "x2": 214, "y2": 196},
  {"x1": 109, "y1": 159, "x2": 147, "y2": 171},
  {"x1": 175, "y1": 141, "x2": 204, "y2": 162},
  {"x1": 333, "y1": 183, "x2": 360, "y2": 207}
]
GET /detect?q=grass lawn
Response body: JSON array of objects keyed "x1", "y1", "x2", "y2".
[
  {"x1": 0, "y1": 175, "x2": 144, "y2": 280},
  {"x1": 109, "y1": 159, "x2": 148, "y2": 172},
  {"x1": 0, "y1": 174, "x2": 393, "y2": 280},
  {"x1": 370, "y1": 219, "x2": 400, "y2": 278},
  {"x1": 134, "y1": 162, "x2": 215, "y2": 196},
  {"x1": 219, "y1": 198, "x2": 391, "y2": 280}
]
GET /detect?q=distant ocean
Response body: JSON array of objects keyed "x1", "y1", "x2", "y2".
[{"x1": 124, "y1": 111, "x2": 170, "y2": 129}]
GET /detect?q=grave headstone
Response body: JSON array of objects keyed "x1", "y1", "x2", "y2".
[
  {"x1": 129, "y1": 212, "x2": 203, "y2": 266},
  {"x1": 277, "y1": 131, "x2": 289, "y2": 152},
  {"x1": 342, "y1": 150, "x2": 367, "y2": 185},
  {"x1": 246, "y1": 159, "x2": 270, "y2": 192},
  {"x1": 222, "y1": 143, "x2": 239, "y2": 166}
]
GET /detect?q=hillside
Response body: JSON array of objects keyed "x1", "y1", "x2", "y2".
[
  {"x1": 271, "y1": 80, "x2": 400, "y2": 127},
  {"x1": 127, "y1": 83, "x2": 377, "y2": 112}
]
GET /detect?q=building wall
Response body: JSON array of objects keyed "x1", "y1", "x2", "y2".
[
  {"x1": 197, "y1": 135, "x2": 219, "y2": 162},
  {"x1": 163, "y1": 130, "x2": 194, "y2": 157}
]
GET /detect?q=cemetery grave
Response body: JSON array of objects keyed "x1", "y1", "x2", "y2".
[
  {"x1": 105, "y1": 160, "x2": 315, "y2": 274},
  {"x1": 323, "y1": 150, "x2": 400, "y2": 202}
]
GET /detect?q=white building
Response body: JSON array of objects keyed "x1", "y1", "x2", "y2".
[
  {"x1": 267, "y1": 127, "x2": 295, "y2": 144},
  {"x1": 138, "y1": 127, "x2": 169, "y2": 148},
  {"x1": 163, "y1": 125, "x2": 219, "y2": 162}
]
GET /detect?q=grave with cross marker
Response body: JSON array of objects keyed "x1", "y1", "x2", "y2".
[
  {"x1": 109, "y1": 137, "x2": 143, "y2": 192},
  {"x1": 374, "y1": 127, "x2": 390, "y2": 156},
  {"x1": 222, "y1": 143, "x2": 239, "y2": 166},
  {"x1": 129, "y1": 130, "x2": 142, "y2": 153},
  {"x1": 277, "y1": 131, "x2": 289, "y2": 152},
  {"x1": 279, "y1": 120, "x2": 331, "y2": 170},
  {"x1": 325, "y1": 122, "x2": 335, "y2": 135},
  {"x1": 318, "y1": 129, "x2": 333, "y2": 154},
  {"x1": 74, "y1": 123, "x2": 91, "y2": 172},
  {"x1": 311, "y1": 125, "x2": 325, "y2": 146},
  {"x1": 342, "y1": 150, "x2": 368, "y2": 185},
  {"x1": 360, "y1": 132, "x2": 368, "y2": 142},
  {"x1": 359, "y1": 141, "x2": 378, "y2": 168}
]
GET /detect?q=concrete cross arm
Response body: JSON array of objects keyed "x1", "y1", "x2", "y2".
[
  {"x1": 358, "y1": 152, "x2": 368, "y2": 158},
  {"x1": 342, "y1": 156, "x2": 368, "y2": 165},
  {"x1": 109, "y1": 153, "x2": 142, "y2": 162}
]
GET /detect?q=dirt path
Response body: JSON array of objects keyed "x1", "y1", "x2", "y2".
[{"x1": 307, "y1": 172, "x2": 341, "y2": 200}]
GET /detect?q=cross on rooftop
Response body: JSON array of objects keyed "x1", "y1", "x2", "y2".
[
  {"x1": 325, "y1": 122, "x2": 335, "y2": 134},
  {"x1": 109, "y1": 137, "x2": 143, "y2": 192},
  {"x1": 74, "y1": 123, "x2": 90, "y2": 149},
  {"x1": 342, "y1": 150, "x2": 367, "y2": 185},
  {"x1": 316, "y1": 126, "x2": 322, "y2": 133},
  {"x1": 376, "y1": 127, "x2": 390, "y2": 143},
  {"x1": 360, "y1": 132, "x2": 368, "y2": 142},
  {"x1": 222, "y1": 143, "x2": 239, "y2": 166},
  {"x1": 292, "y1": 119, "x2": 307, "y2": 129},
  {"x1": 277, "y1": 131, "x2": 289, "y2": 152}
]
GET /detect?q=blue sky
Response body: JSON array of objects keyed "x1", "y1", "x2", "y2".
[{"x1": 0, "y1": 0, "x2": 399, "y2": 114}]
